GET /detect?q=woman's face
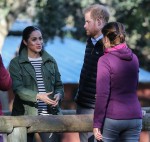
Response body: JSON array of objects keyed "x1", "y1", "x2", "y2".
[
  {"x1": 102, "y1": 36, "x2": 110, "y2": 48},
  {"x1": 24, "y1": 30, "x2": 43, "y2": 55}
]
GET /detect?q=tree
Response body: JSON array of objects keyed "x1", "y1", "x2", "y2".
[
  {"x1": 1, "y1": 0, "x2": 149, "y2": 70},
  {"x1": 108, "y1": 0, "x2": 150, "y2": 70},
  {"x1": 35, "y1": 0, "x2": 68, "y2": 42},
  {"x1": 35, "y1": 0, "x2": 87, "y2": 42},
  {"x1": 36, "y1": 0, "x2": 106, "y2": 42},
  {"x1": 36, "y1": 0, "x2": 150, "y2": 70},
  {"x1": 0, "y1": 0, "x2": 35, "y2": 51}
]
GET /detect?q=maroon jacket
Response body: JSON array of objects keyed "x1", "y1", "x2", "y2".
[{"x1": 0, "y1": 55, "x2": 12, "y2": 115}]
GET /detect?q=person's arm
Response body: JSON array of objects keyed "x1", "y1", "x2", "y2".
[
  {"x1": 93, "y1": 56, "x2": 111, "y2": 129},
  {"x1": 0, "y1": 55, "x2": 12, "y2": 91},
  {"x1": 9, "y1": 58, "x2": 37, "y2": 102},
  {"x1": 53, "y1": 59, "x2": 64, "y2": 101}
]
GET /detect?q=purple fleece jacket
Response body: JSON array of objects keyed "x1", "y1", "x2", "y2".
[{"x1": 93, "y1": 43, "x2": 142, "y2": 129}]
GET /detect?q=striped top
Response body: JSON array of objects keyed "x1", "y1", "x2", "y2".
[{"x1": 28, "y1": 57, "x2": 49, "y2": 115}]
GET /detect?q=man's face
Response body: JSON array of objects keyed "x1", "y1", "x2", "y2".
[{"x1": 84, "y1": 11, "x2": 100, "y2": 38}]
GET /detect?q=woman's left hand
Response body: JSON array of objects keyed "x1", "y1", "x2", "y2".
[
  {"x1": 93, "y1": 128, "x2": 103, "y2": 141},
  {"x1": 52, "y1": 93, "x2": 61, "y2": 107}
]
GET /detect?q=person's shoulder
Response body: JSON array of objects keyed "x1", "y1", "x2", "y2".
[
  {"x1": 98, "y1": 54, "x2": 111, "y2": 64},
  {"x1": 99, "y1": 53, "x2": 110, "y2": 59},
  {"x1": 9, "y1": 56, "x2": 20, "y2": 66},
  {"x1": 10, "y1": 56, "x2": 19, "y2": 62},
  {"x1": 132, "y1": 53, "x2": 139, "y2": 63},
  {"x1": 132, "y1": 53, "x2": 138, "y2": 58},
  {"x1": 42, "y1": 50, "x2": 56, "y2": 63}
]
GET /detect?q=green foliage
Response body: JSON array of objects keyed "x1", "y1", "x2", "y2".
[
  {"x1": 35, "y1": 0, "x2": 150, "y2": 70},
  {"x1": 62, "y1": 0, "x2": 85, "y2": 41},
  {"x1": 110, "y1": 0, "x2": 150, "y2": 49},
  {"x1": 36, "y1": 0, "x2": 93, "y2": 42},
  {"x1": 109, "y1": 0, "x2": 150, "y2": 70},
  {"x1": 35, "y1": 0, "x2": 68, "y2": 42},
  {"x1": 0, "y1": 0, "x2": 149, "y2": 70},
  {"x1": 36, "y1": 0, "x2": 107, "y2": 42}
]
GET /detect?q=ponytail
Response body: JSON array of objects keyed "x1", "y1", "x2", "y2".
[{"x1": 19, "y1": 40, "x2": 26, "y2": 55}]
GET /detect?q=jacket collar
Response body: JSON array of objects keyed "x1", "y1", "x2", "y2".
[
  {"x1": 19, "y1": 47, "x2": 54, "y2": 64},
  {"x1": 87, "y1": 37, "x2": 103, "y2": 47}
]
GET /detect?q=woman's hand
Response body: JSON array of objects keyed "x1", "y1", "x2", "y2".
[
  {"x1": 93, "y1": 128, "x2": 103, "y2": 141},
  {"x1": 36, "y1": 92, "x2": 57, "y2": 105},
  {"x1": 52, "y1": 93, "x2": 62, "y2": 107}
]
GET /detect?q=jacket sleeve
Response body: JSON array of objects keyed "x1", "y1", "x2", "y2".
[
  {"x1": 53, "y1": 59, "x2": 64, "y2": 100},
  {"x1": 9, "y1": 58, "x2": 37, "y2": 102},
  {"x1": 93, "y1": 56, "x2": 111, "y2": 129},
  {"x1": 0, "y1": 55, "x2": 12, "y2": 91}
]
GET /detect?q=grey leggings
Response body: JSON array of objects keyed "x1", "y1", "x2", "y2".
[{"x1": 102, "y1": 118, "x2": 142, "y2": 142}]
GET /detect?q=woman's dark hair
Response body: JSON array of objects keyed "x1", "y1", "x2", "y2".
[
  {"x1": 102, "y1": 22, "x2": 126, "y2": 45},
  {"x1": 19, "y1": 26, "x2": 41, "y2": 55}
]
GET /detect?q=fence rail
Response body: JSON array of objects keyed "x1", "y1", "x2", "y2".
[{"x1": 0, "y1": 109, "x2": 150, "y2": 142}]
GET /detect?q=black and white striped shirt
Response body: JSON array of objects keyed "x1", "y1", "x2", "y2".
[{"x1": 28, "y1": 57, "x2": 49, "y2": 115}]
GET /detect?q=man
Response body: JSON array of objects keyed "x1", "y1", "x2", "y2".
[{"x1": 75, "y1": 4, "x2": 110, "y2": 142}]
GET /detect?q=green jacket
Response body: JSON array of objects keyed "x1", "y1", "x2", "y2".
[{"x1": 9, "y1": 48, "x2": 64, "y2": 115}]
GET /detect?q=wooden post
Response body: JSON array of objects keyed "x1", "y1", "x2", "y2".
[
  {"x1": 142, "y1": 107, "x2": 150, "y2": 113},
  {"x1": 7, "y1": 127, "x2": 27, "y2": 142},
  {"x1": 0, "y1": 113, "x2": 150, "y2": 142},
  {"x1": 27, "y1": 115, "x2": 93, "y2": 133}
]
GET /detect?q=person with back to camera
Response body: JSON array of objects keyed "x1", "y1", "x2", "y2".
[
  {"x1": 0, "y1": 55, "x2": 12, "y2": 114},
  {"x1": 93, "y1": 21, "x2": 142, "y2": 142},
  {"x1": 75, "y1": 3, "x2": 110, "y2": 142},
  {"x1": 9, "y1": 26, "x2": 64, "y2": 142},
  {"x1": 0, "y1": 55, "x2": 12, "y2": 142}
]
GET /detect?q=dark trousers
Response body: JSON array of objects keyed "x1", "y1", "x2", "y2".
[
  {"x1": 76, "y1": 105, "x2": 96, "y2": 142},
  {"x1": 27, "y1": 133, "x2": 34, "y2": 142},
  {"x1": 27, "y1": 133, "x2": 61, "y2": 142}
]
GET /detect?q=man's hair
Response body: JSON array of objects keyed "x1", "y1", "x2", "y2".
[{"x1": 83, "y1": 4, "x2": 109, "y2": 22}]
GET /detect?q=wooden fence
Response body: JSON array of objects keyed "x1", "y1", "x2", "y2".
[{"x1": 0, "y1": 108, "x2": 150, "y2": 142}]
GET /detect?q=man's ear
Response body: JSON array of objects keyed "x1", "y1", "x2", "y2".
[
  {"x1": 23, "y1": 40, "x2": 27, "y2": 46},
  {"x1": 97, "y1": 18, "x2": 105, "y2": 30},
  {"x1": 97, "y1": 18, "x2": 102, "y2": 26}
]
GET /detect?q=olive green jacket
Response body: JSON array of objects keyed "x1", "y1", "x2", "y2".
[{"x1": 9, "y1": 48, "x2": 64, "y2": 116}]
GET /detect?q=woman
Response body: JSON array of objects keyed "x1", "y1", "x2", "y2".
[
  {"x1": 93, "y1": 22, "x2": 142, "y2": 142},
  {"x1": 9, "y1": 26, "x2": 64, "y2": 142}
]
